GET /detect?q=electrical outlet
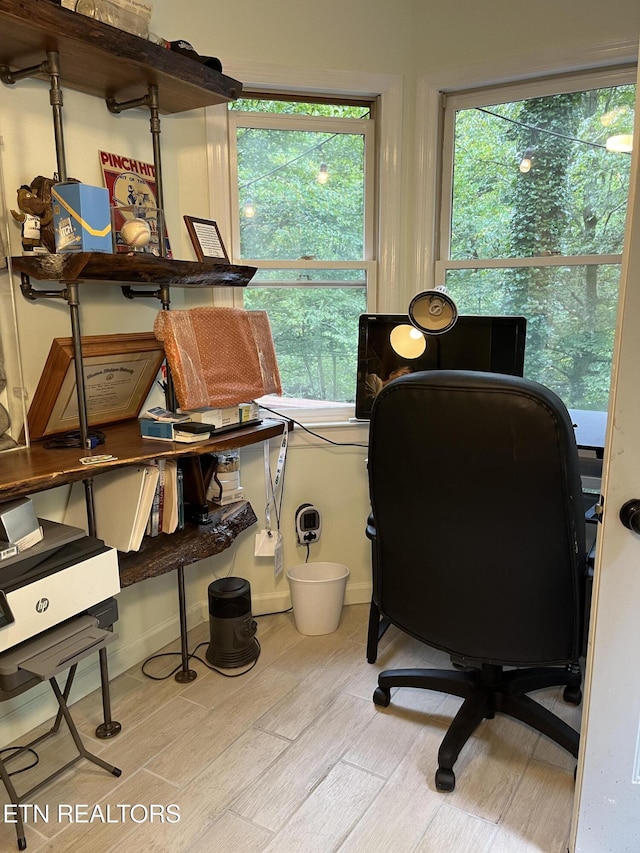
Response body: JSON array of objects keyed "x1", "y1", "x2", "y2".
[{"x1": 295, "y1": 503, "x2": 322, "y2": 544}]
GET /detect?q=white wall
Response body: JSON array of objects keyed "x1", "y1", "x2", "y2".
[{"x1": 1, "y1": 0, "x2": 639, "y2": 741}]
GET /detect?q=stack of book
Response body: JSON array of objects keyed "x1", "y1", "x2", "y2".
[
  {"x1": 138, "y1": 404, "x2": 262, "y2": 444},
  {"x1": 139, "y1": 408, "x2": 213, "y2": 443},
  {"x1": 63, "y1": 460, "x2": 185, "y2": 552}
]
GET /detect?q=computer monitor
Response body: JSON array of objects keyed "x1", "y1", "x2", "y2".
[{"x1": 355, "y1": 313, "x2": 527, "y2": 419}]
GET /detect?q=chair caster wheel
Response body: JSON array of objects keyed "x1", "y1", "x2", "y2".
[
  {"x1": 563, "y1": 685, "x2": 582, "y2": 705},
  {"x1": 435, "y1": 767, "x2": 456, "y2": 792},
  {"x1": 373, "y1": 686, "x2": 391, "y2": 707}
]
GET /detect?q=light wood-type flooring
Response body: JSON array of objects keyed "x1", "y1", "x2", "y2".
[{"x1": 0, "y1": 603, "x2": 581, "y2": 852}]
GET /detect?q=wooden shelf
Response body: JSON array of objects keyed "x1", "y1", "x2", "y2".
[
  {"x1": 0, "y1": 0, "x2": 241, "y2": 113},
  {"x1": 118, "y1": 501, "x2": 258, "y2": 587},
  {"x1": 12, "y1": 252, "x2": 257, "y2": 287},
  {"x1": 0, "y1": 418, "x2": 286, "y2": 501}
]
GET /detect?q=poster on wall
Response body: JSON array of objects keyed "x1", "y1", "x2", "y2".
[{"x1": 99, "y1": 150, "x2": 172, "y2": 258}]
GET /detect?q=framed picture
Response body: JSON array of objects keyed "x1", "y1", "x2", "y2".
[
  {"x1": 183, "y1": 216, "x2": 229, "y2": 263},
  {"x1": 28, "y1": 332, "x2": 165, "y2": 440}
]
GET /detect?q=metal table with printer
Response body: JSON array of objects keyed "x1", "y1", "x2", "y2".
[{"x1": 0, "y1": 504, "x2": 122, "y2": 851}]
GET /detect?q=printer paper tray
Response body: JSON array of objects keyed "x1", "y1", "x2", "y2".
[{"x1": 18, "y1": 626, "x2": 116, "y2": 680}]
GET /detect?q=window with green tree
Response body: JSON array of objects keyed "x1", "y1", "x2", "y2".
[
  {"x1": 437, "y1": 69, "x2": 635, "y2": 413},
  {"x1": 228, "y1": 97, "x2": 375, "y2": 414}
]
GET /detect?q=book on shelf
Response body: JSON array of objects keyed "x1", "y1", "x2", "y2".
[
  {"x1": 64, "y1": 465, "x2": 160, "y2": 552},
  {"x1": 146, "y1": 459, "x2": 166, "y2": 538},
  {"x1": 176, "y1": 465, "x2": 185, "y2": 530},
  {"x1": 161, "y1": 459, "x2": 179, "y2": 534}
]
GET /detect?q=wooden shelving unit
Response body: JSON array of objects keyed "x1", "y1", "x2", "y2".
[
  {"x1": 0, "y1": 0, "x2": 242, "y2": 113},
  {"x1": 0, "y1": 2, "x2": 274, "y2": 710}
]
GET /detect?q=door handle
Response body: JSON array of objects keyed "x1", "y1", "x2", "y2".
[{"x1": 620, "y1": 500, "x2": 640, "y2": 533}]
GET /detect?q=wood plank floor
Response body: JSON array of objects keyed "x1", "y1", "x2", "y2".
[{"x1": 0, "y1": 604, "x2": 581, "y2": 852}]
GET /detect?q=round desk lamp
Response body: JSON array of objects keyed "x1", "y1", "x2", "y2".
[{"x1": 408, "y1": 286, "x2": 458, "y2": 335}]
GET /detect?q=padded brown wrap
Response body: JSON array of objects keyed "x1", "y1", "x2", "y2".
[{"x1": 154, "y1": 308, "x2": 282, "y2": 409}]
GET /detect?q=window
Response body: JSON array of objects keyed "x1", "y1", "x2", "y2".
[
  {"x1": 437, "y1": 69, "x2": 635, "y2": 412},
  {"x1": 228, "y1": 96, "x2": 375, "y2": 415}
]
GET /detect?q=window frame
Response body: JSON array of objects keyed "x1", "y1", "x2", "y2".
[
  {"x1": 204, "y1": 65, "x2": 403, "y2": 425},
  {"x1": 435, "y1": 66, "x2": 636, "y2": 287},
  {"x1": 228, "y1": 109, "x2": 376, "y2": 265}
]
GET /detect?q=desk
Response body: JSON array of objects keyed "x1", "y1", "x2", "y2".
[
  {"x1": 569, "y1": 410, "x2": 606, "y2": 655},
  {"x1": 569, "y1": 408, "x2": 607, "y2": 456},
  {"x1": 569, "y1": 408, "x2": 607, "y2": 496}
]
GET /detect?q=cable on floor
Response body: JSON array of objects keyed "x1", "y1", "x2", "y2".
[{"x1": 141, "y1": 639, "x2": 261, "y2": 681}]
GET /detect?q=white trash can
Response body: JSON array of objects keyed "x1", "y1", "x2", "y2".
[{"x1": 286, "y1": 562, "x2": 350, "y2": 636}]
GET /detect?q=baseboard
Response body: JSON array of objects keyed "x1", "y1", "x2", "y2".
[{"x1": 344, "y1": 581, "x2": 372, "y2": 606}]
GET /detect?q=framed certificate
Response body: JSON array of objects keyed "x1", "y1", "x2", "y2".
[
  {"x1": 27, "y1": 332, "x2": 165, "y2": 439},
  {"x1": 183, "y1": 216, "x2": 229, "y2": 263}
]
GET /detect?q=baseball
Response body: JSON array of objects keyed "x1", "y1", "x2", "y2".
[{"x1": 120, "y1": 217, "x2": 151, "y2": 248}]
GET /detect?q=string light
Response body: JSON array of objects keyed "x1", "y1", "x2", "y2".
[
  {"x1": 239, "y1": 133, "x2": 341, "y2": 193},
  {"x1": 605, "y1": 134, "x2": 634, "y2": 153},
  {"x1": 477, "y1": 107, "x2": 632, "y2": 155},
  {"x1": 317, "y1": 162, "x2": 329, "y2": 184},
  {"x1": 243, "y1": 199, "x2": 255, "y2": 218},
  {"x1": 519, "y1": 149, "x2": 534, "y2": 173}
]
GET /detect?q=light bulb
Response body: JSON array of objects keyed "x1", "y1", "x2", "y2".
[
  {"x1": 519, "y1": 150, "x2": 533, "y2": 173},
  {"x1": 605, "y1": 134, "x2": 633, "y2": 153},
  {"x1": 243, "y1": 200, "x2": 255, "y2": 218},
  {"x1": 317, "y1": 163, "x2": 329, "y2": 184}
]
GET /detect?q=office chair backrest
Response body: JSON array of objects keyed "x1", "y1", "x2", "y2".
[{"x1": 368, "y1": 370, "x2": 586, "y2": 667}]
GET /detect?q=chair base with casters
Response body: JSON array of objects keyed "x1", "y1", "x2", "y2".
[{"x1": 373, "y1": 661, "x2": 582, "y2": 792}]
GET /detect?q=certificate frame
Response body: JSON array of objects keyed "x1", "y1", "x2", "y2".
[
  {"x1": 183, "y1": 215, "x2": 229, "y2": 263},
  {"x1": 28, "y1": 332, "x2": 165, "y2": 439}
]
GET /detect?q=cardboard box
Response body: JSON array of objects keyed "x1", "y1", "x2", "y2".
[
  {"x1": 182, "y1": 402, "x2": 260, "y2": 427},
  {"x1": 181, "y1": 406, "x2": 239, "y2": 428},
  {"x1": 52, "y1": 182, "x2": 112, "y2": 253},
  {"x1": 239, "y1": 402, "x2": 260, "y2": 423}
]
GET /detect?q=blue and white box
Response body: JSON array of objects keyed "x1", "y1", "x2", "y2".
[{"x1": 52, "y1": 182, "x2": 112, "y2": 253}]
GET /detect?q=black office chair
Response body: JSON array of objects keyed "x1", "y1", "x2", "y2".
[{"x1": 367, "y1": 370, "x2": 586, "y2": 792}]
